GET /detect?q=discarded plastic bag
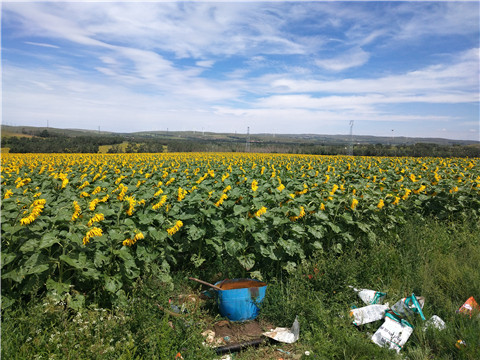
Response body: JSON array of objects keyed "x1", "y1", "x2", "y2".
[
  {"x1": 391, "y1": 293, "x2": 425, "y2": 320},
  {"x1": 371, "y1": 312, "x2": 414, "y2": 353},
  {"x1": 456, "y1": 296, "x2": 479, "y2": 317},
  {"x1": 423, "y1": 315, "x2": 446, "y2": 331},
  {"x1": 263, "y1": 315, "x2": 299, "y2": 343},
  {"x1": 350, "y1": 304, "x2": 389, "y2": 326},
  {"x1": 349, "y1": 286, "x2": 386, "y2": 305}
]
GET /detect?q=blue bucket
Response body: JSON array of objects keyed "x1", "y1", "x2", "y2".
[{"x1": 215, "y1": 278, "x2": 267, "y2": 322}]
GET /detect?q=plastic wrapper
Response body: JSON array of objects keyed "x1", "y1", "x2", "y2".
[
  {"x1": 456, "y1": 296, "x2": 479, "y2": 317},
  {"x1": 263, "y1": 315, "x2": 299, "y2": 343},
  {"x1": 350, "y1": 304, "x2": 389, "y2": 326},
  {"x1": 423, "y1": 315, "x2": 446, "y2": 331}
]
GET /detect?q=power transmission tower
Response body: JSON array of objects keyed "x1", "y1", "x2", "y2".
[
  {"x1": 245, "y1": 126, "x2": 250, "y2": 152},
  {"x1": 348, "y1": 120, "x2": 354, "y2": 156}
]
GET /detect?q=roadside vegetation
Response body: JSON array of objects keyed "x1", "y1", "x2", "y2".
[{"x1": 2, "y1": 217, "x2": 479, "y2": 359}]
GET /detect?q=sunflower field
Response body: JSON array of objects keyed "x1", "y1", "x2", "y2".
[{"x1": 1, "y1": 153, "x2": 479, "y2": 308}]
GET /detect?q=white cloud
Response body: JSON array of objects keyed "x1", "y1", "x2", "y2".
[
  {"x1": 24, "y1": 41, "x2": 60, "y2": 49},
  {"x1": 4, "y1": 2, "x2": 311, "y2": 59},
  {"x1": 196, "y1": 60, "x2": 215, "y2": 68},
  {"x1": 315, "y1": 47, "x2": 370, "y2": 72},
  {"x1": 255, "y1": 93, "x2": 477, "y2": 116},
  {"x1": 99, "y1": 56, "x2": 117, "y2": 65},
  {"x1": 94, "y1": 67, "x2": 117, "y2": 76},
  {"x1": 395, "y1": 2, "x2": 480, "y2": 40},
  {"x1": 212, "y1": 105, "x2": 455, "y2": 131},
  {"x1": 268, "y1": 48, "x2": 479, "y2": 97}
]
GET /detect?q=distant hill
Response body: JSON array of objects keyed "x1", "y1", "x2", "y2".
[
  {"x1": 2, "y1": 124, "x2": 478, "y2": 146},
  {"x1": 1, "y1": 125, "x2": 115, "y2": 138},
  {"x1": 1, "y1": 124, "x2": 479, "y2": 157}
]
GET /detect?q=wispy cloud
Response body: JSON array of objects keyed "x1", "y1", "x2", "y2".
[
  {"x1": 268, "y1": 48, "x2": 479, "y2": 96},
  {"x1": 2, "y1": 1, "x2": 478, "y2": 140},
  {"x1": 315, "y1": 47, "x2": 370, "y2": 72},
  {"x1": 24, "y1": 41, "x2": 60, "y2": 49},
  {"x1": 196, "y1": 60, "x2": 215, "y2": 68},
  {"x1": 395, "y1": 1, "x2": 480, "y2": 39}
]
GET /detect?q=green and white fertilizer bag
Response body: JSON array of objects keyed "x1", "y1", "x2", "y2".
[
  {"x1": 391, "y1": 293, "x2": 426, "y2": 320},
  {"x1": 371, "y1": 312, "x2": 414, "y2": 353},
  {"x1": 350, "y1": 304, "x2": 390, "y2": 326},
  {"x1": 349, "y1": 286, "x2": 387, "y2": 305}
]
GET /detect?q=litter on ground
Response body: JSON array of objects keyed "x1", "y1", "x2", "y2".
[
  {"x1": 456, "y1": 296, "x2": 479, "y2": 317},
  {"x1": 349, "y1": 286, "x2": 387, "y2": 305},
  {"x1": 349, "y1": 288, "x2": 430, "y2": 353},
  {"x1": 350, "y1": 304, "x2": 390, "y2": 326},
  {"x1": 423, "y1": 315, "x2": 446, "y2": 331},
  {"x1": 263, "y1": 316, "x2": 300, "y2": 344},
  {"x1": 371, "y1": 311, "x2": 414, "y2": 353},
  {"x1": 391, "y1": 293, "x2": 425, "y2": 321}
]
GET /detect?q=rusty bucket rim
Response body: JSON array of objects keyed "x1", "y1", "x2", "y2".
[{"x1": 215, "y1": 278, "x2": 267, "y2": 290}]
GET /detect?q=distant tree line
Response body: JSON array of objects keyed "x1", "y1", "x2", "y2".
[
  {"x1": 2, "y1": 130, "x2": 479, "y2": 158},
  {"x1": 97, "y1": 139, "x2": 480, "y2": 158},
  {"x1": 304, "y1": 142, "x2": 480, "y2": 158},
  {"x1": 2, "y1": 131, "x2": 124, "y2": 153}
]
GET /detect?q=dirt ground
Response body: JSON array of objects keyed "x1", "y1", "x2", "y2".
[
  {"x1": 202, "y1": 319, "x2": 304, "y2": 360},
  {"x1": 208, "y1": 318, "x2": 275, "y2": 345}
]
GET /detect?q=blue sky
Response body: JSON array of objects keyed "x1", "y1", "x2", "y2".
[{"x1": 2, "y1": 1, "x2": 479, "y2": 140}]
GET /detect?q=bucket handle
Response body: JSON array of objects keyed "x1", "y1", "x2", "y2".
[{"x1": 188, "y1": 277, "x2": 223, "y2": 291}]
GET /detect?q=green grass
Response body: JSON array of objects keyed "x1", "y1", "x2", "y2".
[{"x1": 2, "y1": 217, "x2": 479, "y2": 359}]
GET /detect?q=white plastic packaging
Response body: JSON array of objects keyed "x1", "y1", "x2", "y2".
[
  {"x1": 423, "y1": 315, "x2": 446, "y2": 331},
  {"x1": 263, "y1": 315, "x2": 300, "y2": 344},
  {"x1": 350, "y1": 304, "x2": 389, "y2": 326},
  {"x1": 371, "y1": 313, "x2": 414, "y2": 353},
  {"x1": 349, "y1": 286, "x2": 386, "y2": 305}
]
